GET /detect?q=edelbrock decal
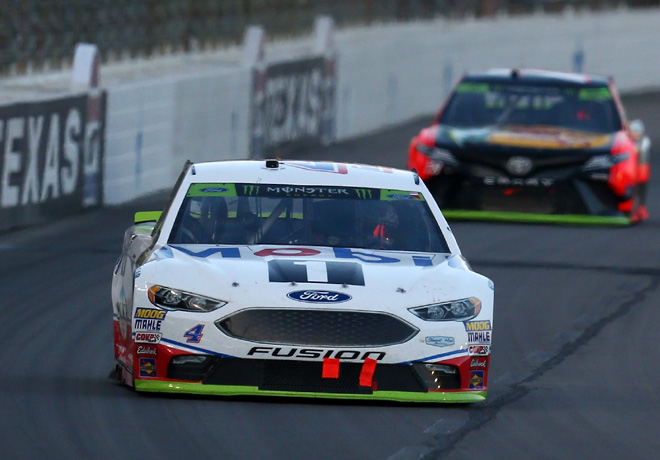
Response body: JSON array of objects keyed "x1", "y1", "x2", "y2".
[{"x1": 287, "y1": 290, "x2": 352, "y2": 303}]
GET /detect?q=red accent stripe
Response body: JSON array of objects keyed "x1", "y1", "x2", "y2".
[
  {"x1": 322, "y1": 358, "x2": 340, "y2": 379},
  {"x1": 638, "y1": 164, "x2": 650, "y2": 183},
  {"x1": 359, "y1": 358, "x2": 377, "y2": 387}
]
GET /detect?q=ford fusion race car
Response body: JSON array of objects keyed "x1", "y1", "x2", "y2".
[
  {"x1": 408, "y1": 68, "x2": 651, "y2": 225},
  {"x1": 111, "y1": 159, "x2": 494, "y2": 403}
]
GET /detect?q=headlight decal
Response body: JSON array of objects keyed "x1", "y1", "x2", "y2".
[
  {"x1": 148, "y1": 285, "x2": 227, "y2": 312},
  {"x1": 408, "y1": 297, "x2": 481, "y2": 322}
]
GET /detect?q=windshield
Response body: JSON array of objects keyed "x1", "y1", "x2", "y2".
[
  {"x1": 168, "y1": 183, "x2": 449, "y2": 253},
  {"x1": 438, "y1": 81, "x2": 621, "y2": 133}
]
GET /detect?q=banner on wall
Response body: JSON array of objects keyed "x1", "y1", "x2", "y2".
[
  {"x1": 250, "y1": 56, "x2": 336, "y2": 158},
  {"x1": 0, "y1": 92, "x2": 106, "y2": 232}
]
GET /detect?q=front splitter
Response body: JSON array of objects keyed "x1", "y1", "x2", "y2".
[{"x1": 135, "y1": 379, "x2": 487, "y2": 403}]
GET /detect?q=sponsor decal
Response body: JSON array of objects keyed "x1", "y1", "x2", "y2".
[
  {"x1": 171, "y1": 245, "x2": 240, "y2": 259},
  {"x1": 256, "y1": 247, "x2": 321, "y2": 257},
  {"x1": 413, "y1": 255, "x2": 433, "y2": 267},
  {"x1": 468, "y1": 345, "x2": 490, "y2": 356},
  {"x1": 467, "y1": 331, "x2": 491, "y2": 344},
  {"x1": 243, "y1": 184, "x2": 261, "y2": 196},
  {"x1": 134, "y1": 332, "x2": 163, "y2": 344},
  {"x1": 470, "y1": 358, "x2": 487, "y2": 368},
  {"x1": 386, "y1": 193, "x2": 417, "y2": 201},
  {"x1": 483, "y1": 177, "x2": 555, "y2": 187},
  {"x1": 134, "y1": 267, "x2": 141, "y2": 278},
  {"x1": 133, "y1": 317, "x2": 164, "y2": 332},
  {"x1": 425, "y1": 336, "x2": 455, "y2": 348},
  {"x1": 171, "y1": 244, "x2": 433, "y2": 267},
  {"x1": 469, "y1": 370, "x2": 484, "y2": 389},
  {"x1": 247, "y1": 346, "x2": 385, "y2": 361},
  {"x1": 137, "y1": 345, "x2": 157, "y2": 356},
  {"x1": 139, "y1": 357, "x2": 157, "y2": 378},
  {"x1": 333, "y1": 247, "x2": 399, "y2": 264},
  {"x1": 265, "y1": 185, "x2": 351, "y2": 197},
  {"x1": 200, "y1": 187, "x2": 228, "y2": 193},
  {"x1": 134, "y1": 308, "x2": 166, "y2": 320},
  {"x1": 287, "y1": 290, "x2": 352, "y2": 303},
  {"x1": 355, "y1": 188, "x2": 373, "y2": 200},
  {"x1": 464, "y1": 320, "x2": 492, "y2": 331}
]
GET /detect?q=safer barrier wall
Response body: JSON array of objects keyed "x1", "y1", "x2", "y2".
[
  {"x1": 102, "y1": 8, "x2": 660, "y2": 206},
  {"x1": 104, "y1": 67, "x2": 251, "y2": 204}
]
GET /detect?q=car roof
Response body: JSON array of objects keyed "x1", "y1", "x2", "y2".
[
  {"x1": 187, "y1": 159, "x2": 423, "y2": 191},
  {"x1": 462, "y1": 68, "x2": 611, "y2": 87}
]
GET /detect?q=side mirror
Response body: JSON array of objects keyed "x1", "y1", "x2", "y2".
[
  {"x1": 135, "y1": 211, "x2": 162, "y2": 224},
  {"x1": 629, "y1": 119, "x2": 646, "y2": 140}
]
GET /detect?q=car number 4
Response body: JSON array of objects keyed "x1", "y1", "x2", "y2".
[{"x1": 184, "y1": 324, "x2": 205, "y2": 343}]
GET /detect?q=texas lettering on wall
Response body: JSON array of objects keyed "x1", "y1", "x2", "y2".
[{"x1": 0, "y1": 92, "x2": 106, "y2": 231}]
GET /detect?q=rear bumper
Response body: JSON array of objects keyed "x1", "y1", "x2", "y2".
[{"x1": 425, "y1": 170, "x2": 638, "y2": 224}]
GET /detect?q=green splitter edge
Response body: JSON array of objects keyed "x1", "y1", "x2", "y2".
[
  {"x1": 442, "y1": 210, "x2": 630, "y2": 226},
  {"x1": 135, "y1": 380, "x2": 487, "y2": 404}
]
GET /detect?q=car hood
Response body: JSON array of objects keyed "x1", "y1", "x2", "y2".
[
  {"x1": 141, "y1": 244, "x2": 490, "y2": 308},
  {"x1": 435, "y1": 124, "x2": 614, "y2": 153}
]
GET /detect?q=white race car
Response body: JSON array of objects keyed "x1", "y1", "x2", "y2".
[{"x1": 111, "y1": 159, "x2": 494, "y2": 403}]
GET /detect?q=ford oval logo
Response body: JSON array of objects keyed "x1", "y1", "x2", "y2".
[
  {"x1": 505, "y1": 156, "x2": 533, "y2": 176},
  {"x1": 200, "y1": 187, "x2": 228, "y2": 193},
  {"x1": 287, "y1": 290, "x2": 352, "y2": 303}
]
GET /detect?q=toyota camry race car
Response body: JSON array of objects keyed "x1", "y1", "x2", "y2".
[
  {"x1": 408, "y1": 68, "x2": 651, "y2": 225},
  {"x1": 111, "y1": 159, "x2": 494, "y2": 403}
]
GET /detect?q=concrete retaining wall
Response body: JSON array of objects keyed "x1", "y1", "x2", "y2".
[{"x1": 5, "y1": 8, "x2": 659, "y2": 209}]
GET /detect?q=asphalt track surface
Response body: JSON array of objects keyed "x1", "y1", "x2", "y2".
[{"x1": 1, "y1": 92, "x2": 659, "y2": 460}]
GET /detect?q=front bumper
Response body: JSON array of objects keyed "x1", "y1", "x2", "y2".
[
  {"x1": 131, "y1": 350, "x2": 489, "y2": 403},
  {"x1": 134, "y1": 355, "x2": 487, "y2": 403}
]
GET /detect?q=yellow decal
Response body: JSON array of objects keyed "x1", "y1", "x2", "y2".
[{"x1": 489, "y1": 127, "x2": 611, "y2": 149}]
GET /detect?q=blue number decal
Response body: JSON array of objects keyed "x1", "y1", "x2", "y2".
[{"x1": 184, "y1": 324, "x2": 205, "y2": 343}]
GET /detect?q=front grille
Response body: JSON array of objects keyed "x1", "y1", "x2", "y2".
[
  {"x1": 260, "y1": 360, "x2": 371, "y2": 394},
  {"x1": 167, "y1": 356, "x2": 463, "y2": 393},
  {"x1": 216, "y1": 309, "x2": 419, "y2": 346}
]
